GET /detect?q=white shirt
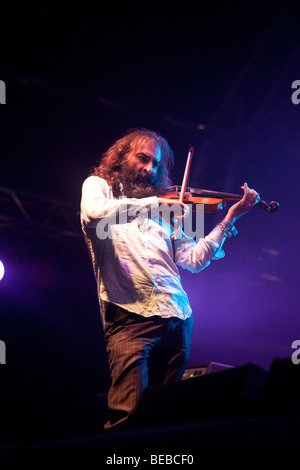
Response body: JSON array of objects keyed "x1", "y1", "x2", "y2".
[{"x1": 80, "y1": 176, "x2": 227, "y2": 322}]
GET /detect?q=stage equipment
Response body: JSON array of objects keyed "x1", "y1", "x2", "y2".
[
  {"x1": 135, "y1": 362, "x2": 267, "y2": 427},
  {"x1": 182, "y1": 361, "x2": 234, "y2": 380}
]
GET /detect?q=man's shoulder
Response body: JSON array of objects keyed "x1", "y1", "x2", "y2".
[{"x1": 83, "y1": 175, "x2": 110, "y2": 189}]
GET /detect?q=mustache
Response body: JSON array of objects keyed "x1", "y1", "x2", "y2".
[
  {"x1": 121, "y1": 165, "x2": 157, "y2": 186},
  {"x1": 117, "y1": 164, "x2": 164, "y2": 198}
]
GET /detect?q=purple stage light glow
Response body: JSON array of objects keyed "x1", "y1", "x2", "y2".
[{"x1": 0, "y1": 260, "x2": 5, "y2": 281}]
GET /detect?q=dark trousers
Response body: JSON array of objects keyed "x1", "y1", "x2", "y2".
[{"x1": 103, "y1": 305, "x2": 194, "y2": 431}]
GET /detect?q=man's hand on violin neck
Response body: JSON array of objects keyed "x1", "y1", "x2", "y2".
[{"x1": 225, "y1": 182, "x2": 260, "y2": 224}]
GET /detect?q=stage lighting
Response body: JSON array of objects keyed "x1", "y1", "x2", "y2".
[{"x1": 0, "y1": 260, "x2": 5, "y2": 280}]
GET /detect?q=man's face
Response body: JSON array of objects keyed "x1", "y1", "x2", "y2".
[{"x1": 125, "y1": 139, "x2": 161, "y2": 183}]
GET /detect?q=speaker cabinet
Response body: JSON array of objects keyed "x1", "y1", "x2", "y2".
[
  {"x1": 135, "y1": 362, "x2": 267, "y2": 427},
  {"x1": 263, "y1": 357, "x2": 300, "y2": 412}
]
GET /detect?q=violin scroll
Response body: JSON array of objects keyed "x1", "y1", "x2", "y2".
[
  {"x1": 259, "y1": 199, "x2": 279, "y2": 214},
  {"x1": 269, "y1": 201, "x2": 280, "y2": 213}
]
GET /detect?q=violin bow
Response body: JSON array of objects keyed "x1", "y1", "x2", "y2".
[{"x1": 173, "y1": 146, "x2": 194, "y2": 239}]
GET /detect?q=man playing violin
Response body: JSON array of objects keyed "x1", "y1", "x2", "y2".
[{"x1": 80, "y1": 127, "x2": 260, "y2": 431}]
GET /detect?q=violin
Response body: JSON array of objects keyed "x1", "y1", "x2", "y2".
[
  {"x1": 164, "y1": 185, "x2": 279, "y2": 214},
  {"x1": 163, "y1": 146, "x2": 279, "y2": 215}
]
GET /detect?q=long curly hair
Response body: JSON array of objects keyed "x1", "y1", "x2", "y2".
[{"x1": 91, "y1": 128, "x2": 174, "y2": 189}]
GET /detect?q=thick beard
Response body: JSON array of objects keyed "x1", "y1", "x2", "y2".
[{"x1": 117, "y1": 163, "x2": 165, "y2": 198}]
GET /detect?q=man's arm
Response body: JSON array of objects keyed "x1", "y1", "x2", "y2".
[
  {"x1": 80, "y1": 176, "x2": 159, "y2": 227},
  {"x1": 172, "y1": 182, "x2": 260, "y2": 273}
]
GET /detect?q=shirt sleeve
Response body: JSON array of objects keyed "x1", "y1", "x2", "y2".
[
  {"x1": 80, "y1": 176, "x2": 159, "y2": 227},
  {"x1": 173, "y1": 224, "x2": 228, "y2": 273}
]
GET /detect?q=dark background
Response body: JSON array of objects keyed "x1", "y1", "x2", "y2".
[{"x1": 0, "y1": 1, "x2": 300, "y2": 444}]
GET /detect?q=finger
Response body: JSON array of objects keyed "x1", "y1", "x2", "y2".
[
  {"x1": 252, "y1": 192, "x2": 260, "y2": 204},
  {"x1": 182, "y1": 203, "x2": 189, "y2": 218},
  {"x1": 249, "y1": 189, "x2": 258, "y2": 199},
  {"x1": 247, "y1": 188, "x2": 260, "y2": 206},
  {"x1": 240, "y1": 183, "x2": 250, "y2": 203},
  {"x1": 241, "y1": 182, "x2": 250, "y2": 199},
  {"x1": 174, "y1": 203, "x2": 189, "y2": 219}
]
